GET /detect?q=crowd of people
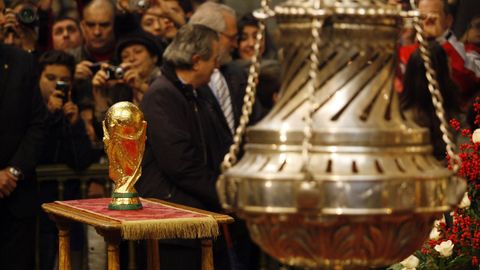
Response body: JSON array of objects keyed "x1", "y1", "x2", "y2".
[{"x1": 0, "y1": 0, "x2": 478, "y2": 269}]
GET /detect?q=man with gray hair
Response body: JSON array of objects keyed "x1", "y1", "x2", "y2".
[
  {"x1": 189, "y1": 2, "x2": 246, "y2": 135},
  {"x1": 137, "y1": 24, "x2": 230, "y2": 269},
  {"x1": 190, "y1": 3, "x2": 263, "y2": 270},
  {"x1": 190, "y1": 2, "x2": 238, "y2": 65}
]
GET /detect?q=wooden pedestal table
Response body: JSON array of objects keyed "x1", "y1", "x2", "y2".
[{"x1": 42, "y1": 198, "x2": 233, "y2": 270}]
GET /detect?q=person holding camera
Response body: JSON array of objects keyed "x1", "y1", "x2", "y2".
[
  {"x1": 398, "y1": 0, "x2": 480, "y2": 105},
  {"x1": 91, "y1": 30, "x2": 161, "y2": 119},
  {"x1": 74, "y1": 0, "x2": 116, "y2": 82},
  {"x1": 0, "y1": 1, "x2": 38, "y2": 53},
  {"x1": 38, "y1": 50, "x2": 93, "y2": 169},
  {"x1": 37, "y1": 50, "x2": 94, "y2": 270}
]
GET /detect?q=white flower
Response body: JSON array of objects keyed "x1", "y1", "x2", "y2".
[
  {"x1": 429, "y1": 219, "x2": 443, "y2": 240},
  {"x1": 400, "y1": 255, "x2": 419, "y2": 270},
  {"x1": 434, "y1": 240, "x2": 454, "y2": 257},
  {"x1": 459, "y1": 192, "x2": 471, "y2": 209},
  {"x1": 429, "y1": 225, "x2": 441, "y2": 240},
  {"x1": 473, "y1": 129, "x2": 480, "y2": 143}
]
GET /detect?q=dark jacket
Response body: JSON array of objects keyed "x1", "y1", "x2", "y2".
[
  {"x1": 197, "y1": 62, "x2": 265, "y2": 171},
  {"x1": 137, "y1": 63, "x2": 220, "y2": 212},
  {"x1": 0, "y1": 44, "x2": 47, "y2": 218},
  {"x1": 39, "y1": 112, "x2": 94, "y2": 171}
]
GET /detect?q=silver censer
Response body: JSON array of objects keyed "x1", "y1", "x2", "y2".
[{"x1": 217, "y1": 0, "x2": 466, "y2": 269}]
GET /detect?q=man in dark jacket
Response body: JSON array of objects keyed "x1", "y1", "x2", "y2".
[
  {"x1": 137, "y1": 24, "x2": 223, "y2": 270},
  {"x1": 0, "y1": 43, "x2": 46, "y2": 270},
  {"x1": 190, "y1": 3, "x2": 263, "y2": 269},
  {"x1": 37, "y1": 50, "x2": 94, "y2": 270}
]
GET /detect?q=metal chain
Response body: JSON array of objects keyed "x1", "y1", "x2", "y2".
[
  {"x1": 220, "y1": 0, "x2": 270, "y2": 173},
  {"x1": 301, "y1": 2, "x2": 323, "y2": 175},
  {"x1": 410, "y1": 8, "x2": 461, "y2": 171}
]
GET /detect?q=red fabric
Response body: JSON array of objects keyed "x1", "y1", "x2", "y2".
[
  {"x1": 397, "y1": 42, "x2": 480, "y2": 100},
  {"x1": 395, "y1": 45, "x2": 419, "y2": 92},
  {"x1": 465, "y1": 43, "x2": 480, "y2": 54},
  {"x1": 398, "y1": 44, "x2": 418, "y2": 68},
  {"x1": 57, "y1": 198, "x2": 207, "y2": 222},
  {"x1": 443, "y1": 42, "x2": 479, "y2": 97}
]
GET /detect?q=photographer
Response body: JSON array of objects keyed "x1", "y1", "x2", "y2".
[
  {"x1": 38, "y1": 50, "x2": 93, "y2": 168},
  {"x1": 92, "y1": 31, "x2": 161, "y2": 120},
  {"x1": 37, "y1": 50, "x2": 94, "y2": 270},
  {"x1": 1, "y1": 1, "x2": 38, "y2": 53}
]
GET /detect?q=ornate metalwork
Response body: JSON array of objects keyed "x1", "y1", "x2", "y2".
[
  {"x1": 217, "y1": 0, "x2": 466, "y2": 268},
  {"x1": 248, "y1": 214, "x2": 434, "y2": 269}
]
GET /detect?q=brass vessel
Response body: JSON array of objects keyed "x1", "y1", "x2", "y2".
[
  {"x1": 217, "y1": 0, "x2": 465, "y2": 268},
  {"x1": 103, "y1": 101, "x2": 147, "y2": 210}
]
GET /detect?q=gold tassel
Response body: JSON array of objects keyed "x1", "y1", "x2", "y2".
[{"x1": 121, "y1": 216, "x2": 220, "y2": 240}]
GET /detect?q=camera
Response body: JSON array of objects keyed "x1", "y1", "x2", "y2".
[
  {"x1": 16, "y1": 6, "x2": 38, "y2": 26},
  {"x1": 105, "y1": 66, "x2": 125, "y2": 80},
  {"x1": 2, "y1": 6, "x2": 38, "y2": 35},
  {"x1": 129, "y1": 0, "x2": 151, "y2": 11},
  {"x1": 8, "y1": 167, "x2": 23, "y2": 179},
  {"x1": 55, "y1": 81, "x2": 70, "y2": 102},
  {"x1": 90, "y1": 63, "x2": 125, "y2": 80}
]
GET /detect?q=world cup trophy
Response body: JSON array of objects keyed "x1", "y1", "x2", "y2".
[{"x1": 103, "y1": 102, "x2": 146, "y2": 210}]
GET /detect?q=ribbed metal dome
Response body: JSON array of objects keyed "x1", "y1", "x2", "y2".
[{"x1": 217, "y1": 0, "x2": 465, "y2": 268}]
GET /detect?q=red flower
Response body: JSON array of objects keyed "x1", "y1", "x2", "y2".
[
  {"x1": 450, "y1": 118, "x2": 461, "y2": 131},
  {"x1": 472, "y1": 256, "x2": 479, "y2": 266}
]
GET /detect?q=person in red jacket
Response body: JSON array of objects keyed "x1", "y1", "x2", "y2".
[
  {"x1": 462, "y1": 15, "x2": 480, "y2": 78},
  {"x1": 398, "y1": 0, "x2": 480, "y2": 106}
]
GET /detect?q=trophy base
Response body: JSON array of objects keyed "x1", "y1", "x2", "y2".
[{"x1": 108, "y1": 192, "x2": 143, "y2": 210}]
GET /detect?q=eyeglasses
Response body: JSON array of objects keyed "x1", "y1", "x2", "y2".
[{"x1": 220, "y1": 31, "x2": 238, "y2": 42}]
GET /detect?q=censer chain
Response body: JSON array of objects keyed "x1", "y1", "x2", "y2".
[
  {"x1": 410, "y1": 0, "x2": 461, "y2": 172},
  {"x1": 220, "y1": 0, "x2": 270, "y2": 173}
]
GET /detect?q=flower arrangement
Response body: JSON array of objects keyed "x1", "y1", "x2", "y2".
[{"x1": 389, "y1": 99, "x2": 480, "y2": 270}]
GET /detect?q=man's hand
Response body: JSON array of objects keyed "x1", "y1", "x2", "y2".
[
  {"x1": 47, "y1": 90, "x2": 65, "y2": 113},
  {"x1": 63, "y1": 101, "x2": 79, "y2": 125},
  {"x1": 123, "y1": 68, "x2": 149, "y2": 93},
  {"x1": 422, "y1": 12, "x2": 445, "y2": 39},
  {"x1": 74, "y1": 61, "x2": 94, "y2": 80},
  {"x1": 0, "y1": 168, "x2": 19, "y2": 198},
  {"x1": 116, "y1": 0, "x2": 148, "y2": 14},
  {"x1": 120, "y1": 63, "x2": 148, "y2": 93},
  {"x1": 2, "y1": 11, "x2": 37, "y2": 51},
  {"x1": 92, "y1": 63, "x2": 112, "y2": 90}
]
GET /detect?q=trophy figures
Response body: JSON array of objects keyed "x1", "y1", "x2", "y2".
[{"x1": 103, "y1": 101, "x2": 147, "y2": 210}]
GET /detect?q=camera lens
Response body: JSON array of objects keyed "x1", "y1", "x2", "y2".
[
  {"x1": 114, "y1": 67, "x2": 124, "y2": 80},
  {"x1": 106, "y1": 66, "x2": 124, "y2": 80},
  {"x1": 17, "y1": 6, "x2": 37, "y2": 25}
]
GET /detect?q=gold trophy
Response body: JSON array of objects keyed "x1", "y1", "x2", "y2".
[{"x1": 103, "y1": 102, "x2": 147, "y2": 210}]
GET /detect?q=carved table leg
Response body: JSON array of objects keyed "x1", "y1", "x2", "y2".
[
  {"x1": 146, "y1": 239, "x2": 160, "y2": 270},
  {"x1": 96, "y1": 229, "x2": 121, "y2": 270},
  {"x1": 128, "y1": 241, "x2": 137, "y2": 270},
  {"x1": 201, "y1": 239, "x2": 213, "y2": 270},
  {"x1": 56, "y1": 221, "x2": 71, "y2": 270}
]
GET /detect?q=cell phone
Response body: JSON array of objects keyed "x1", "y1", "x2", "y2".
[{"x1": 55, "y1": 81, "x2": 70, "y2": 102}]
